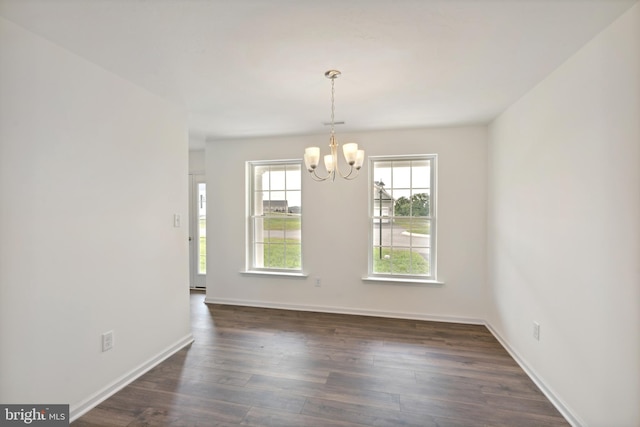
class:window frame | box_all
[367,154,438,283]
[246,159,304,276]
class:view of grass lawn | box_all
[199,218,206,273]
[392,217,430,235]
[199,236,206,273]
[261,215,302,269]
[264,216,301,230]
[263,238,301,269]
[373,247,429,275]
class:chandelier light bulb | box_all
[304,147,320,170]
[324,154,336,172]
[355,150,365,169]
[342,143,358,165]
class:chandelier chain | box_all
[330,77,336,137]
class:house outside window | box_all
[369,155,436,280]
[247,160,302,272]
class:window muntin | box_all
[248,161,302,272]
[370,156,436,280]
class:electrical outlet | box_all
[532,322,540,341]
[173,214,181,228]
[314,277,321,287]
[102,330,114,352]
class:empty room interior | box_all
[0,1,638,426]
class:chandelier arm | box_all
[308,168,332,182]
[336,163,363,179]
[342,169,361,180]
[335,162,355,179]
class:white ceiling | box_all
[1,0,636,150]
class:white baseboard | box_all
[69,333,194,422]
[484,322,583,427]
[204,296,484,325]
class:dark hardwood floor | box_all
[73,291,569,426]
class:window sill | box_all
[362,276,444,286]
[240,270,308,279]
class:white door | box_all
[189,174,206,288]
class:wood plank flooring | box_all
[73,291,569,426]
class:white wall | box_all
[189,149,206,174]
[0,17,192,418]
[206,126,488,322]
[487,4,640,426]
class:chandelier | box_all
[304,70,365,181]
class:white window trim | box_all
[245,159,303,276]
[240,270,307,278]
[366,154,439,284]
[361,276,444,285]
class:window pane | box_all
[264,242,276,268]
[268,168,286,191]
[287,165,302,190]
[287,190,301,214]
[263,240,301,269]
[373,182,393,219]
[406,247,430,275]
[391,189,411,216]
[411,160,430,188]
[281,217,302,240]
[372,220,391,247]
[373,247,391,274]
[392,162,411,188]
[373,247,428,275]
[407,218,431,246]
[409,190,430,217]
[266,191,287,212]
[373,161,392,187]
[285,242,301,269]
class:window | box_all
[197,181,206,275]
[248,161,302,273]
[369,155,436,280]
